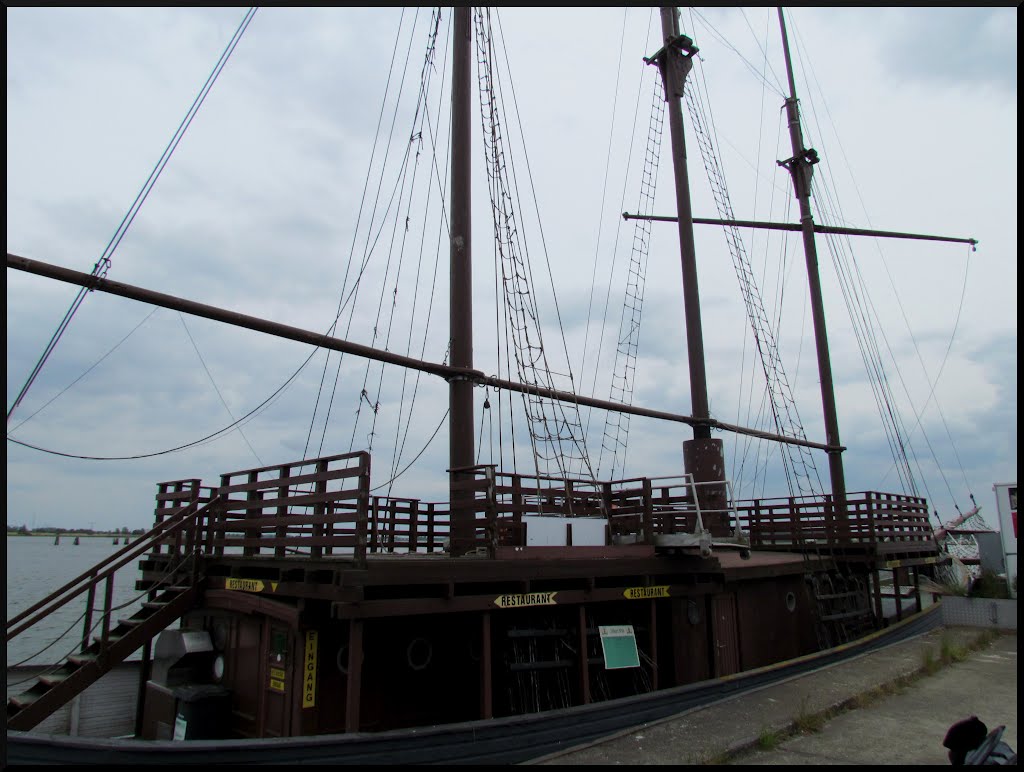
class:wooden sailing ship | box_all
[8,6,972,754]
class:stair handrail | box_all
[6,496,220,642]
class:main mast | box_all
[777,6,848,516]
[449,6,475,549]
[655,7,728,531]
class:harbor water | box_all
[6,536,148,667]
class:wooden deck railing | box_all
[734,491,936,550]
[209,451,371,565]
[151,478,216,557]
[368,497,449,554]
[144,454,938,561]
[365,471,741,553]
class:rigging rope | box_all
[478,8,596,484]
[6,307,159,436]
[300,7,412,462]
[6,7,258,424]
[787,12,975,517]
[387,16,453,494]
[598,75,665,481]
[7,338,325,461]
[178,313,263,466]
[684,53,823,499]
[580,8,659,482]
[358,11,445,461]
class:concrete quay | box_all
[529,627,1017,765]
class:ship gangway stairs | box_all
[5,486,217,732]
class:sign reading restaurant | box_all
[493,592,558,608]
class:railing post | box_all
[387,500,398,554]
[216,473,230,558]
[788,497,798,547]
[512,474,523,536]
[204,493,217,556]
[367,497,378,553]
[313,459,327,559]
[410,499,419,555]
[601,481,613,545]
[486,467,497,557]
[100,575,115,655]
[81,572,97,653]
[752,499,761,547]
[355,453,370,568]
[867,492,878,548]
[154,483,167,556]
[275,464,289,559]
[642,478,654,543]
[244,470,260,557]
[601,481,612,516]
[189,501,203,586]
[426,502,436,554]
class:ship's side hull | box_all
[139,549,837,738]
[8,605,941,765]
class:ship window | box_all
[270,628,289,665]
[786,592,797,612]
[687,600,701,625]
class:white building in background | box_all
[993,482,1017,599]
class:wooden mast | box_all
[449,7,476,552]
[656,7,728,532]
[777,6,848,517]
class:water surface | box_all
[7,536,147,666]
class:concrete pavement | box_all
[529,627,1017,765]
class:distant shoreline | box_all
[6,532,141,539]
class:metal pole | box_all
[778,7,847,516]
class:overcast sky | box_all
[6,7,1017,533]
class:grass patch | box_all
[689,748,729,765]
[940,636,969,664]
[850,689,878,709]
[794,697,826,734]
[922,648,941,674]
[757,727,782,750]
[897,673,916,688]
[972,629,999,649]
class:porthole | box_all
[786,591,797,612]
[407,637,433,671]
[212,654,225,683]
[335,642,364,671]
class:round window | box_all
[407,637,433,671]
[212,654,225,683]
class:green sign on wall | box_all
[599,625,640,669]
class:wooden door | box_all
[711,593,740,676]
